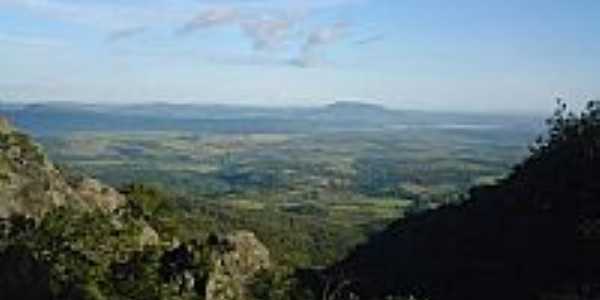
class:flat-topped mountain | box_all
[324,101,390,113]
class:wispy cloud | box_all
[177,6,298,52]
[289,53,321,68]
[176,7,240,35]
[354,33,385,45]
[294,21,350,67]
[304,21,349,51]
[242,17,294,50]
[107,26,147,43]
[0,0,368,68]
[0,0,367,29]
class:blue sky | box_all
[0,0,599,112]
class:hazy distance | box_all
[1,0,599,113]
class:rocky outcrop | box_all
[0,117,125,218]
[0,118,11,134]
[0,117,276,300]
[206,231,271,300]
[72,178,125,213]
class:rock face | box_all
[0,117,125,218]
[0,118,272,300]
[206,231,271,300]
[72,178,125,212]
[0,118,11,134]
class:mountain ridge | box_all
[0,101,542,137]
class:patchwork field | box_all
[40,126,533,229]
[5,102,542,266]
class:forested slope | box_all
[334,101,598,300]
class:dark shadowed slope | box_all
[333,101,599,300]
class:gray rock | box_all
[206,231,271,300]
[0,118,125,218]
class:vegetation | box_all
[0,198,198,300]
[37,125,534,267]
[118,185,367,268]
[334,100,600,300]
[7,100,591,300]
[1,102,540,268]
[0,184,329,300]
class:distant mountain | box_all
[324,101,389,113]
[0,102,310,135]
[306,101,400,123]
[0,101,542,136]
[330,102,599,300]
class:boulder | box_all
[206,231,271,300]
[72,178,126,213]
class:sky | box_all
[0,0,599,113]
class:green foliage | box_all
[121,184,170,216]
[332,100,600,300]
[118,183,188,241]
[0,205,214,300]
[1,208,143,299]
[0,131,47,166]
[531,99,600,154]
[1,104,556,300]
[109,248,166,300]
[33,121,536,270]
[249,268,317,300]
[510,99,600,212]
